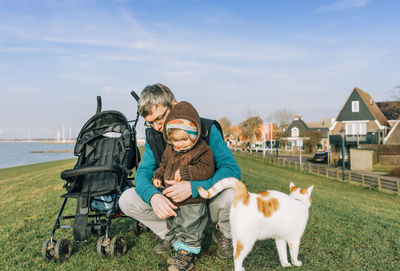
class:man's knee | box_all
[210,188,234,210]
[119,187,142,214]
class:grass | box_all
[0,155,399,270]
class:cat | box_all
[198,178,313,271]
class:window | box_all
[291,127,299,137]
[352,101,359,112]
[345,122,367,135]
[286,141,293,151]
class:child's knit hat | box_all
[166,119,198,142]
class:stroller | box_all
[42,91,141,261]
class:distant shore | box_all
[0,139,76,144]
[30,150,73,153]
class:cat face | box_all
[289,182,314,208]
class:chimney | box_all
[294,114,302,120]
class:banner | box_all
[263,123,272,140]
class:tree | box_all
[389,84,400,100]
[304,131,322,153]
[218,117,232,138]
[239,116,263,151]
[266,108,295,128]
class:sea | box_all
[0,142,76,169]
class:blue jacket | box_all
[135,125,241,206]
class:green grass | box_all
[0,156,399,270]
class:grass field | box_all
[0,155,399,270]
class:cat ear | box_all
[290,182,296,192]
[307,185,314,195]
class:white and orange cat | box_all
[198,178,313,271]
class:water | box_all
[0,142,76,169]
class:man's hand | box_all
[162,181,192,203]
[149,193,177,219]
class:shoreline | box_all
[30,150,73,153]
[0,139,76,144]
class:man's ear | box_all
[171,100,178,106]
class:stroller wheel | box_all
[42,239,57,260]
[110,236,127,257]
[54,239,72,261]
[97,236,111,258]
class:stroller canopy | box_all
[74,110,131,156]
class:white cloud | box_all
[316,0,369,13]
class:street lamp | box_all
[339,127,346,180]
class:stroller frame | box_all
[42,91,141,261]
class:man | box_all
[119,83,241,270]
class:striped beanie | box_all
[166,119,198,142]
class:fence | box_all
[236,152,400,196]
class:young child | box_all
[152,101,214,270]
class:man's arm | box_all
[190,124,241,198]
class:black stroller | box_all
[42,91,141,261]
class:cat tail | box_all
[198,177,242,199]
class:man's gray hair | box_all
[138,83,175,117]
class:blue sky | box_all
[0,0,399,139]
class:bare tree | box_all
[240,116,263,151]
[218,117,232,138]
[389,84,400,100]
[266,108,295,128]
[304,131,322,153]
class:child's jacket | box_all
[152,101,214,206]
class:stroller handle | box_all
[96,96,102,114]
[130,91,140,102]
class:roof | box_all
[356,87,390,127]
[376,101,400,121]
[285,118,309,137]
[384,120,400,145]
[306,121,331,128]
[336,87,390,127]
[309,127,329,138]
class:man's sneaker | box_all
[153,238,172,254]
[167,250,195,271]
[212,229,233,259]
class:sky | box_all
[0,0,399,139]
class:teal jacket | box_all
[135,125,241,206]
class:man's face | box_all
[144,105,170,132]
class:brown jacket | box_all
[152,101,214,205]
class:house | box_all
[306,120,331,152]
[329,87,392,163]
[280,115,329,154]
[376,101,400,125]
[377,101,400,145]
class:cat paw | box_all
[280,262,292,267]
[293,260,302,267]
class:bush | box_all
[388,167,400,177]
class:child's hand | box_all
[153,178,162,188]
[174,169,181,182]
